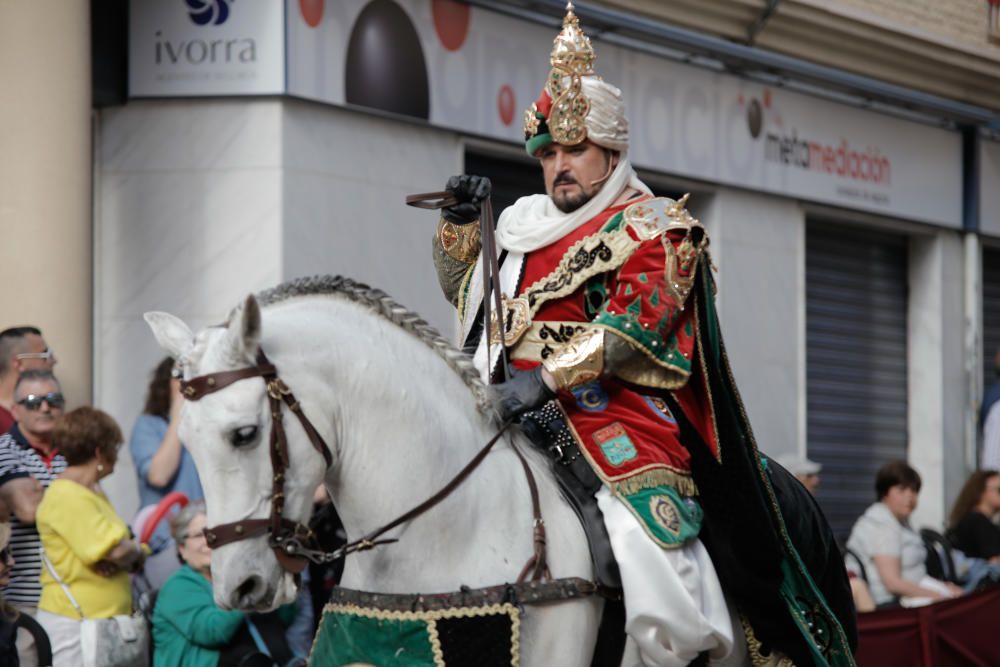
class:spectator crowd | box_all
[0,327,316,666]
[0,327,998,664]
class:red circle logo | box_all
[498,85,515,126]
[432,0,470,51]
[299,0,324,28]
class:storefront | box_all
[101,0,972,531]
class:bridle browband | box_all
[180,349,332,574]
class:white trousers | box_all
[597,487,747,667]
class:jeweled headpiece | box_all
[523,3,628,156]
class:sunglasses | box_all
[0,548,11,563]
[16,392,65,410]
[15,349,54,362]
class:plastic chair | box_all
[920,528,959,584]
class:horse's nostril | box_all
[235,575,262,604]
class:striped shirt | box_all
[0,424,66,606]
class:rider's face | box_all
[539,141,618,213]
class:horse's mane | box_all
[256,275,490,411]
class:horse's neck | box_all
[266,298,562,592]
[328,360,531,592]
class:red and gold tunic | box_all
[501,196,717,547]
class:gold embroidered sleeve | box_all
[432,219,481,307]
[437,218,481,264]
[541,327,605,391]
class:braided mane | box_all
[256,275,489,411]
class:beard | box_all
[552,187,594,213]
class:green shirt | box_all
[152,564,298,666]
[152,564,245,667]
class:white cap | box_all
[777,454,822,476]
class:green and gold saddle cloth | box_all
[310,588,521,666]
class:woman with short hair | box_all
[35,407,147,666]
[846,460,962,607]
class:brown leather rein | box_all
[179,348,551,583]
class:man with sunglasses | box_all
[0,327,57,435]
[0,369,67,667]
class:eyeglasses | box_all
[15,349,54,363]
[0,548,12,563]
[16,392,65,410]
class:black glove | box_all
[442,175,492,224]
[489,366,556,422]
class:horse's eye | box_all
[230,425,259,448]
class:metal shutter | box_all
[983,246,1000,392]
[806,222,909,541]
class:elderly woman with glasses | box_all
[34,407,146,666]
[152,503,300,667]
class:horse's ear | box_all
[144,311,195,360]
[224,294,261,362]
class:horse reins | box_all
[406,190,511,381]
[180,349,551,583]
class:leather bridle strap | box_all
[179,362,276,400]
[478,196,511,382]
[405,192,458,209]
[324,419,550,584]
[511,439,551,583]
[328,419,513,561]
[179,349,332,574]
[406,190,511,381]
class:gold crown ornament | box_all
[523,2,597,152]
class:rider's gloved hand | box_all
[442,175,492,224]
[490,366,556,422]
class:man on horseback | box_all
[430,4,856,666]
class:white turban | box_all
[580,76,629,153]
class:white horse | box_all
[145,275,622,666]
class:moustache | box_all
[554,174,578,187]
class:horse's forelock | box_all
[178,327,228,380]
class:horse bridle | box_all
[179,347,551,583]
[180,349,331,574]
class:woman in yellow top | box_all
[35,407,147,666]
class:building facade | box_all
[3,0,999,541]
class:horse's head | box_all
[144,295,328,610]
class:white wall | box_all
[95,100,467,520]
[908,230,969,530]
[95,99,285,518]
[980,140,1000,239]
[702,187,806,460]
[281,102,462,336]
